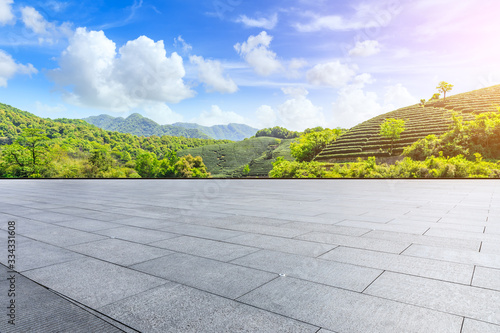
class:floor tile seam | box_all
[49,222,126,233]
[18,256,87,274]
[43,285,141,333]
[363,287,497,325]
[359,233,481,251]
[11,233,109,250]
[399,249,500,270]
[68,238,180,256]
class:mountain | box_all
[83,113,212,139]
[83,113,259,140]
[172,122,259,141]
[315,84,500,163]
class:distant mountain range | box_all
[83,113,259,141]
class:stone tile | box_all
[462,319,500,333]
[403,244,500,269]
[222,223,309,238]
[226,233,335,257]
[99,282,318,333]
[54,218,122,232]
[0,231,85,272]
[95,226,180,244]
[217,215,293,226]
[481,241,500,255]
[280,221,370,236]
[131,253,276,299]
[425,228,500,242]
[472,266,500,291]
[390,219,484,233]
[362,230,481,251]
[68,239,173,266]
[320,246,473,284]
[160,224,244,240]
[231,249,382,292]
[23,258,167,308]
[365,271,500,325]
[111,216,180,229]
[337,220,429,234]
[238,276,462,333]
[296,232,410,254]
[149,236,258,262]
[21,225,108,247]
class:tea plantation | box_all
[315,84,500,163]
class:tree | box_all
[436,81,454,100]
[379,118,406,155]
[173,155,210,178]
[2,128,49,177]
[290,128,344,162]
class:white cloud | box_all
[35,101,67,114]
[189,55,238,94]
[0,0,15,25]
[236,13,278,29]
[48,28,195,111]
[0,49,37,87]
[193,105,246,126]
[174,35,192,54]
[277,87,325,131]
[143,103,183,125]
[332,83,417,128]
[234,31,283,76]
[349,40,381,57]
[20,6,73,44]
[383,83,418,108]
[307,61,357,87]
[295,2,402,32]
[255,105,277,129]
[287,58,308,78]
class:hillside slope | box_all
[84,113,259,140]
[177,137,294,177]
[316,84,500,163]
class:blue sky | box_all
[1,0,500,130]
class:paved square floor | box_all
[1,179,500,332]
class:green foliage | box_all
[255,126,300,139]
[269,157,326,178]
[404,111,500,160]
[173,155,210,178]
[0,103,222,178]
[379,118,406,155]
[436,81,454,100]
[290,128,344,162]
[429,93,441,101]
[242,164,250,176]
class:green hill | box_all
[315,84,500,163]
[172,122,259,141]
[83,113,212,139]
[83,113,259,140]
[177,137,294,178]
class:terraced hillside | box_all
[316,84,500,163]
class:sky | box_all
[1,0,500,131]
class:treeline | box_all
[0,103,226,178]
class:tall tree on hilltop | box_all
[437,81,454,100]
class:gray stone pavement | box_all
[0,179,499,332]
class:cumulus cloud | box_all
[189,55,238,94]
[255,105,277,128]
[20,6,72,44]
[287,58,308,78]
[0,49,37,87]
[143,103,183,125]
[48,28,195,111]
[349,40,381,57]
[307,61,357,87]
[332,83,417,128]
[236,13,278,29]
[193,105,246,126]
[234,31,283,76]
[277,87,325,131]
[0,0,15,25]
